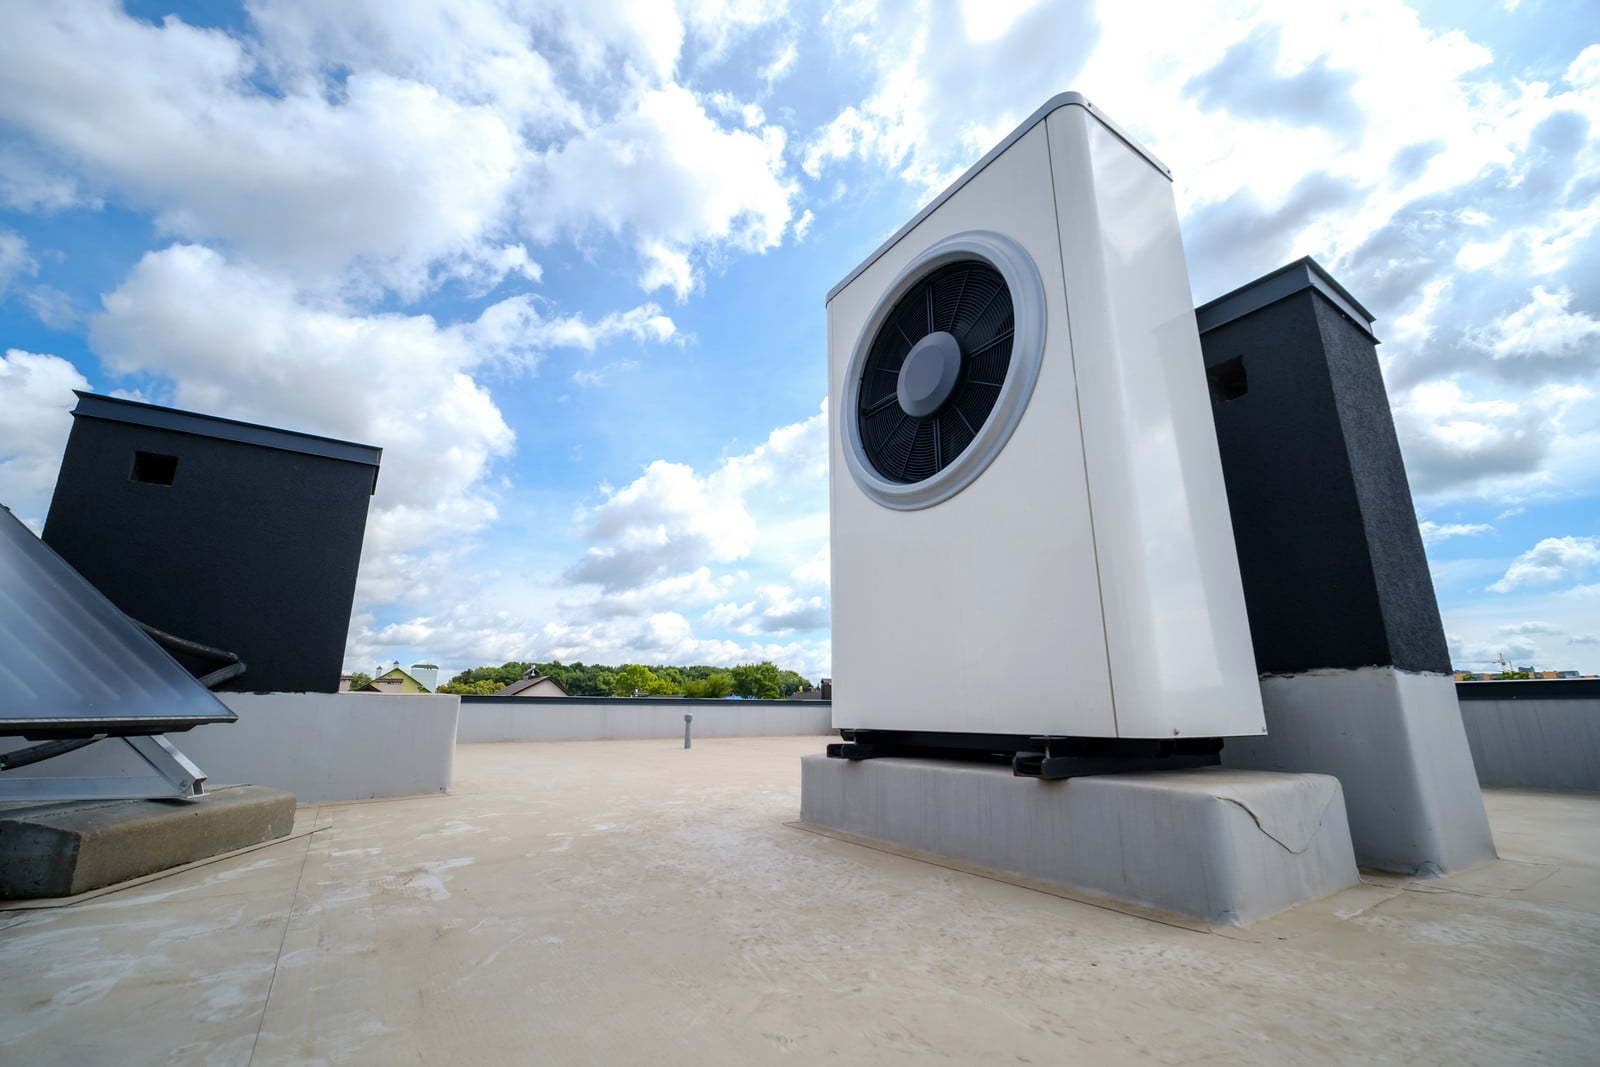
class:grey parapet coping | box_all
[1455,678,1600,701]
[1197,256,1378,344]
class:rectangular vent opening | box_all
[131,451,178,486]
[1207,356,1248,404]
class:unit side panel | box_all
[1046,108,1264,738]
[828,125,1114,737]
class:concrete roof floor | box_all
[2,735,1597,1065]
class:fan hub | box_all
[897,330,963,417]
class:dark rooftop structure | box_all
[1196,258,1450,675]
[42,392,381,694]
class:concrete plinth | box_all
[0,784,295,899]
[800,755,1357,925]
[1223,668,1497,875]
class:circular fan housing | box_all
[841,231,1046,510]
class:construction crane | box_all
[1455,654,1537,677]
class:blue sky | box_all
[1,0,1596,682]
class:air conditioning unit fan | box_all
[827,93,1265,756]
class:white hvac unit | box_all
[827,93,1265,746]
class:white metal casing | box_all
[827,94,1265,739]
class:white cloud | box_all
[563,567,728,619]
[0,144,96,212]
[567,459,759,590]
[356,393,831,675]
[545,396,830,672]
[1570,44,1600,89]
[535,617,729,667]
[0,349,92,527]
[22,286,77,330]
[1418,520,1494,545]
[1489,536,1600,593]
[0,4,806,303]
[571,360,641,388]
[790,544,829,588]
[348,599,548,674]
[806,0,1099,192]
[525,83,797,298]
[349,568,833,681]
[701,540,832,637]
[566,398,827,591]
[0,230,34,296]
[703,583,828,635]
[85,243,673,612]
[248,0,576,127]
[537,0,687,83]
[1497,621,1562,636]
[1472,286,1600,362]
[0,5,532,298]
[1393,380,1595,500]
[468,296,675,365]
[758,39,798,85]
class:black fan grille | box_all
[857,259,1013,483]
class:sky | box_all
[0,0,1596,683]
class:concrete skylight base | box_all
[800,755,1357,925]
[0,784,295,899]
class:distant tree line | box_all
[437,660,813,700]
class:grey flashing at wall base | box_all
[1223,667,1496,875]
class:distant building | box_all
[790,678,833,701]
[492,675,570,698]
[355,666,433,694]
[1455,669,1589,682]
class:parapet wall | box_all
[1456,679,1600,792]
[456,695,832,742]
[0,692,460,804]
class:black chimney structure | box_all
[43,392,381,694]
[1196,257,1450,675]
[1194,259,1494,876]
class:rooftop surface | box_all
[3,736,1597,1064]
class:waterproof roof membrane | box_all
[0,507,237,738]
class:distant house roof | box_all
[493,675,570,697]
[356,666,431,694]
